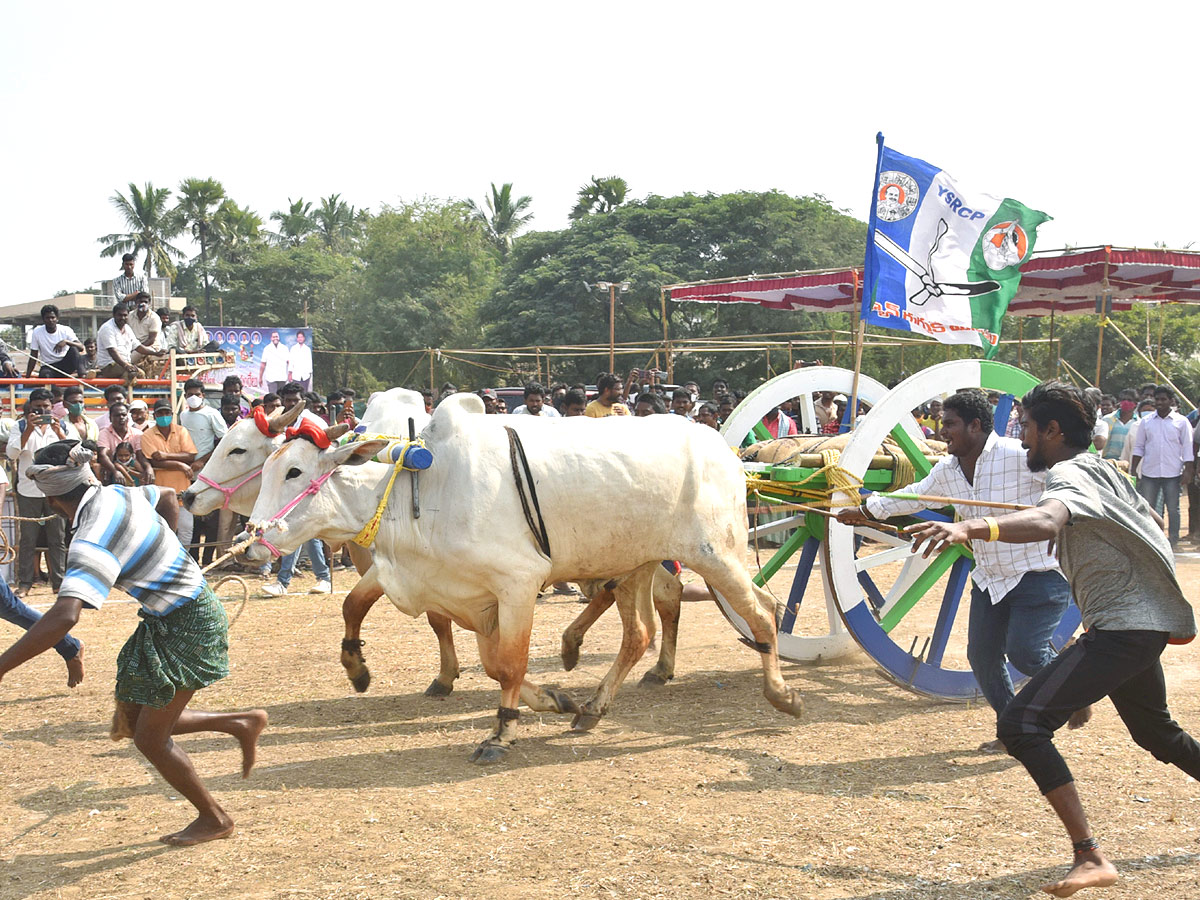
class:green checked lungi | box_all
[115,585,229,708]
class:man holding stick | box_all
[908,381,1200,897]
[839,388,1077,750]
[0,440,267,846]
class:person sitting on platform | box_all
[129,295,168,372]
[95,303,144,382]
[167,306,209,354]
[26,305,87,379]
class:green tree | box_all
[313,193,360,250]
[215,240,358,327]
[482,191,865,385]
[176,177,227,321]
[97,181,185,282]
[209,199,263,266]
[354,200,498,386]
[268,198,316,247]
[570,176,629,220]
[467,182,533,256]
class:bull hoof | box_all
[349,669,371,693]
[546,689,579,715]
[639,670,671,688]
[769,688,805,719]
[570,712,602,733]
[424,678,454,699]
[469,740,511,765]
[561,636,581,672]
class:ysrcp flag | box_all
[861,136,1050,358]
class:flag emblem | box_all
[981,221,1029,271]
[876,171,919,221]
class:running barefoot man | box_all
[0,440,267,847]
[908,381,1200,897]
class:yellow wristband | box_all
[983,516,1000,542]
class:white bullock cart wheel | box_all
[711,366,923,664]
[822,360,1081,699]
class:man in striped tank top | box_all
[0,441,267,847]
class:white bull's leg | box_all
[560,583,617,671]
[572,563,658,732]
[469,593,540,764]
[690,556,804,719]
[423,612,460,698]
[342,545,461,698]
[641,571,683,687]
[340,570,385,693]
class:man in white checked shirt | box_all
[840,389,1080,751]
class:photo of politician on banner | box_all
[861,135,1050,358]
[196,326,314,398]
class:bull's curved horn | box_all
[268,399,305,434]
[324,422,350,443]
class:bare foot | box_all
[1068,706,1093,730]
[66,646,84,689]
[160,814,236,847]
[233,709,269,778]
[978,738,1005,754]
[1042,852,1118,897]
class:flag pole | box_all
[848,132,886,432]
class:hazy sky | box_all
[3,2,1196,302]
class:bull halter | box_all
[195,467,264,510]
[251,434,427,556]
[194,411,279,510]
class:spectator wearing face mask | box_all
[1101,389,1139,461]
[167,306,209,353]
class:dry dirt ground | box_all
[3,544,1200,900]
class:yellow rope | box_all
[352,458,407,548]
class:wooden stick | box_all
[875,491,1032,510]
[748,501,908,535]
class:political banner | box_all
[861,135,1050,358]
[196,326,313,398]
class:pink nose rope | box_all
[196,467,264,510]
[249,469,337,558]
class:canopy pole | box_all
[660,288,673,382]
[1156,305,1165,367]
[1103,316,1196,411]
[1095,315,1105,387]
[1017,318,1024,368]
[1047,306,1056,378]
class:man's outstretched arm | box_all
[0,595,84,681]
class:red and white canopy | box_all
[667,247,1200,318]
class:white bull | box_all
[243,393,803,763]
[181,390,463,697]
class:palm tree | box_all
[268,197,316,247]
[570,176,629,220]
[467,182,533,256]
[97,182,185,283]
[313,193,359,250]
[176,177,227,320]
[210,200,263,266]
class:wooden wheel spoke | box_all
[879,545,966,633]
[888,422,934,480]
[925,555,973,667]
